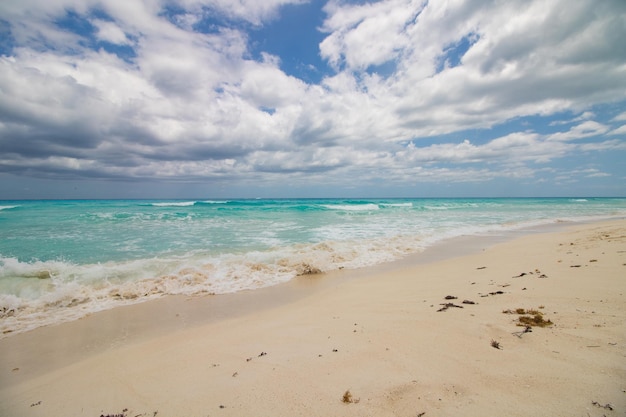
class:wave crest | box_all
[151,201,196,207]
[321,203,380,211]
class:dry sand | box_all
[1,220,625,417]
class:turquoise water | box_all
[1,197,625,335]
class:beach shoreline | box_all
[1,219,625,416]
[2,198,625,339]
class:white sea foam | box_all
[379,202,413,208]
[321,203,380,211]
[424,205,450,210]
[151,201,197,207]
[0,231,430,336]
[0,205,19,211]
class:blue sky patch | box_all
[0,19,15,56]
[436,33,479,73]
[248,1,330,83]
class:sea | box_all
[1,197,625,336]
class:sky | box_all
[1,0,625,199]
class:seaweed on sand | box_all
[342,390,360,404]
[503,308,553,327]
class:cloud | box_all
[613,112,626,122]
[547,121,610,142]
[0,0,625,196]
[609,125,626,135]
[549,111,596,126]
[91,19,129,44]
[181,0,309,26]
[320,0,423,71]
[320,0,626,137]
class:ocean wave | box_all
[0,232,433,337]
[321,203,380,211]
[0,257,60,280]
[379,202,413,208]
[151,201,197,207]
[570,199,588,202]
[423,202,479,210]
[0,205,19,211]
[198,200,230,204]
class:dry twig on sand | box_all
[437,303,464,312]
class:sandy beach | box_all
[1,220,625,417]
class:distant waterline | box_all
[1,197,625,336]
